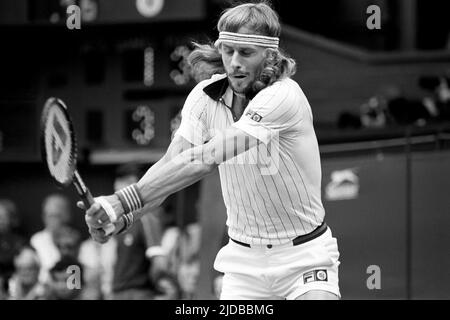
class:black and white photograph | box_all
[0,0,449,312]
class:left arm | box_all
[86,127,259,233]
[137,126,258,210]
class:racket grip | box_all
[73,170,115,236]
[82,187,95,208]
[73,170,94,207]
[103,223,115,236]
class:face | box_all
[55,236,78,258]
[15,253,40,288]
[220,27,267,95]
[43,198,69,232]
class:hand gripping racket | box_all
[40,97,115,235]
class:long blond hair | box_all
[188,2,296,92]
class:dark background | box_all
[0,0,449,299]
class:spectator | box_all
[421,75,450,121]
[30,194,71,283]
[161,222,201,277]
[45,255,83,300]
[177,254,200,300]
[8,246,45,300]
[53,226,81,259]
[0,199,26,298]
[78,236,116,300]
[112,163,169,300]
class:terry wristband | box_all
[116,213,135,235]
[124,212,134,229]
[115,184,144,214]
[95,196,118,223]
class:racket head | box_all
[40,97,78,187]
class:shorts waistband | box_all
[230,222,328,248]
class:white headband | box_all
[215,31,279,48]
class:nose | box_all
[230,51,242,70]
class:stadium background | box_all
[0,0,449,299]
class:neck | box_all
[232,92,249,120]
[233,91,246,99]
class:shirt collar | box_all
[203,74,256,107]
[203,74,229,102]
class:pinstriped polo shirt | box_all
[175,73,325,245]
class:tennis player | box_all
[81,2,340,300]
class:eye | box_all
[222,46,234,55]
[240,50,253,57]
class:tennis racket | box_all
[40,97,115,235]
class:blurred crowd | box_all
[338,72,450,130]
[0,164,205,300]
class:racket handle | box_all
[73,170,94,207]
[73,170,115,236]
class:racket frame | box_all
[40,97,116,235]
[40,97,77,188]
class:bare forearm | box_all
[136,146,216,211]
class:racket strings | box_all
[43,105,76,185]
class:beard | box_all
[227,66,263,100]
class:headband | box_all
[215,31,279,48]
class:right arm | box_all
[132,135,194,222]
[80,135,194,241]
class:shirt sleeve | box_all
[174,81,210,146]
[232,79,304,144]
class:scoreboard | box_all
[0,0,206,25]
[0,1,213,163]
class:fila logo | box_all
[245,109,263,122]
[303,269,328,284]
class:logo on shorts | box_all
[303,269,328,284]
[245,109,263,122]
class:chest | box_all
[206,100,248,133]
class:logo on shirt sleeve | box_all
[245,109,263,122]
[303,269,328,284]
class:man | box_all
[8,246,45,300]
[45,255,83,300]
[109,163,168,300]
[31,193,71,283]
[0,199,26,298]
[81,2,340,300]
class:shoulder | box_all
[198,73,227,88]
[188,73,227,98]
[251,77,302,107]
[182,74,226,116]
[260,77,301,96]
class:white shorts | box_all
[213,228,341,300]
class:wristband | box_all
[95,196,118,223]
[115,184,144,214]
[116,213,135,235]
